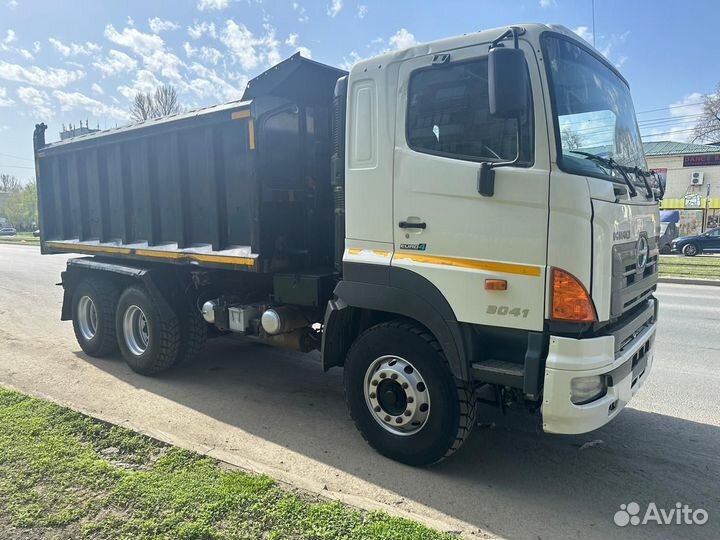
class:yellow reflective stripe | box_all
[393,253,541,277]
[348,248,362,255]
[46,242,131,255]
[372,250,391,257]
[46,242,256,267]
[231,110,251,120]
[248,118,256,149]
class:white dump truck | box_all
[34,23,660,465]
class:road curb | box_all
[658,277,720,287]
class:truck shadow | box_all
[75,338,720,540]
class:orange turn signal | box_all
[485,279,507,291]
[551,268,597,322]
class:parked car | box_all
[0,227,17,236]
[672,227,720,256]
[659,222,678,254]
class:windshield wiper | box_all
[629,167,656,200]
[569,150,638,197]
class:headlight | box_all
[570,375,608,405]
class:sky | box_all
[0,0,718,182]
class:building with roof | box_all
[645,141,720,235]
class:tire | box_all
[682,243,699,257]
[177,303,208,364]
[344,320,476,466]
[116,286,180,375]
[659,244,671,255]
[71,278,120,358]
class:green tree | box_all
[5,181,38,230]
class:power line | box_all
[0,164,35,170]
[635,101,705,115]
[0,152,33,162]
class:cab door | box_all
[391,41,550,331]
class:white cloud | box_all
[341,28,420,70]
[183,41,223,65]
[292,2,309,23]
[117,69,162,100]
[104,24,164,56]
[48,38,101,57]
[149,17,181,33]
[92,49,138,77]
[17,86,53,118]
[0,61,84,88]
[197,0,230,11]
[4,29,16,44]
[91,83,104,95]
[388,28,418,50]
[184,62,245,102]
[357,4,368,18]
[188,21,217,39]
[32,41,40,53]
[327,0,342,17]
[644,93,706,143]
[573,26,593,44]
[105,24,185,81]
[285,33,299,47]
[539,0,555,7]
[285,33,311,59]
[16,48,33,60]
[0,86,14,106]
[6,0,18,9]
[53,90,130,121]
[221,20,281,70]
[572,26,628,68]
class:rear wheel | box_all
[682,243,699,256]
[71,279,119,357]
[177,303,208,364]
[116,286,180,375]
[344,320,476,466]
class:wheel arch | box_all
[322,264,471,381]
[61,257,176,322]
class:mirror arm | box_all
[490,26,525,50]
[478,133,522,197]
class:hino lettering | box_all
[34,24,660,466]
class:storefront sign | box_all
[683,153,720,167]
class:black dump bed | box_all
[34,54,345,274]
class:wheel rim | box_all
[364,355,431,436]
[77,296,98,341]
[686,245,697,255]
[123,305,150,356]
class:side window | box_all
[406,57,533,163]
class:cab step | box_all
[471,359,525,388]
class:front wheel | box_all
[682,243,699,256]
[116,286,180,375]
[344,320,476,466]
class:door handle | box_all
[398,221,426,229]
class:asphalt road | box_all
[1,243,718,540]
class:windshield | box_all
[543,34,647,184]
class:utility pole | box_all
[704,182,711,232]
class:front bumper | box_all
[542,301,656,435]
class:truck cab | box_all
[328,23,658,460]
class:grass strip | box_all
[0,387,453,540]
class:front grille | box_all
[610,237,658,318]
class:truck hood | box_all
[591,199,659,322]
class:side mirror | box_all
[488,47,529,119]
